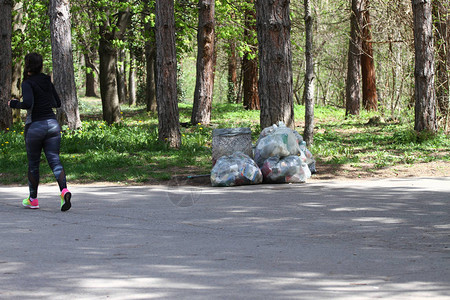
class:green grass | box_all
[1,99,449,185]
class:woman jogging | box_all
[8,53,72,211]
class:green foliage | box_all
[12,0,52,69]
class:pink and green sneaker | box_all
[60,188,72,211]
[22,197,39,209]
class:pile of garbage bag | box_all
[210,122,316,186]
[255,122,314,183]
[210,152,263,187]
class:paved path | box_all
[0,177,449,299]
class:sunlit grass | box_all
[0,99,448,185]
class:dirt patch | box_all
[309,161,450,182]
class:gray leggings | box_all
[25,119,67,198]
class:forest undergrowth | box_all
[1,98,449,186]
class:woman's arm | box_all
[9,81,34,109]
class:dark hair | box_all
[23,53,43,80]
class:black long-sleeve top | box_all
[9,73,61,124]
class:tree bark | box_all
[191,0,215,125]
[128,52,136,106]
[144,0,157,112]
[303,0,315,146]
[242,52,260,110]
[412,0,437,133]
[361,3,378,111]
[0,0,12,130]
[145,43,157,112]
[98,4,130,124]
[155,0,181,148]
[256,0,295,129]
[346,0,363,116]
[98,36,121,124]
[243,1,259,110]
[433,0,449,123]
[227,38,238,103]
[117,49,128,104]
[84,52,98,97]
[11,1,23,123]
[49,0,81,130]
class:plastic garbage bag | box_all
[260,155,311,183]
[254,122,301,166]
[299,141,316,174]
[210,152,263,187]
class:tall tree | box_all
[191,0,216,125]
[256,0,294,129]
[97,1,131,124]
[117,49,128,104]
[49,0,81,130]
[11,0,24,123]
[303,0,315,146]
[346,0,363,116]
[412,0,437,132]
[71,2,99,98]
[155,0,181,148]
[361,1,378,111]
[128,52,137,106]
[84,52,99,97]
[227,38,238,103]
[242,0,259,110]
[0,0,12,130]
[433,0,449,128]
[143,0,157,112]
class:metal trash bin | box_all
[212,127,252,165]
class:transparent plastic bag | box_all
[254,122,301,166]
[299,141,316,174]
[260,155,311,183]
[210,152,263,187]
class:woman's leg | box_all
[25,121,46,199]
[42,119,67,191]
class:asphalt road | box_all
[0,177,449,299]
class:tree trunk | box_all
[191,0,215,125]
[256,0,295,129]
[11,58,22,124]
[97,6,130,124]
[49,0,81,130]
[155,0,181,148]
[412,0,437,132]
[345,0,363,116]
[144,0,157,112]
[145,43,157,112]
[0,0,12,130]
[128,52,136,106]
[243,1,259,110]
[11,1,24,123]
[433,0,449,125]
[242,53,259,110]
[84,52,98,97]
[227,38,238,103]
[99,37,121,124]
[117,49,127,104]
[361,3,378,111]
[303,0,315,146]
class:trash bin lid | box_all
[212,127,251,137]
